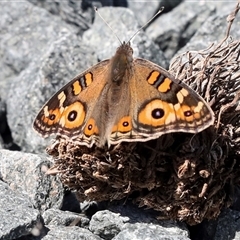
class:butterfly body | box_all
[33,42,214,148]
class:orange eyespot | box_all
[84,118,99,136]
[42,108,61,125]
[60,101,85,129]
[175,105,201,122]
[138,100,174,127]
[112,116,132,133]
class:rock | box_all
[88,207,190,240]
[27,0,93,34]
[89,209,190,240]
[27,0,128,34]
[0,181,43,239]
[213,209,240,240]
[146,1,216,60]
[128,1,160,26]
[129,0,184,27]
[42,226,102,240]
[89,210,129,239]
[175,4,240,56]
[0,1,76,102]
[42,208,89,228]
[114,222,190,240]
[0,149,64,211]
[82,7,167,66]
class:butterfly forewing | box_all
[33,60,110,143]
[106,57,214,145]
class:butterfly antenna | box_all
[127,7,164,44]
[94,7,122,45]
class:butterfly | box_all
[33,41,214,148]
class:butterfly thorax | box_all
[110,42,133,85]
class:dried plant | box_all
[46,2,240,225]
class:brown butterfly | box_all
[33,40,214,148]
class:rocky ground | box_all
[0,0,240,239]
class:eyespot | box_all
[84,118,99,136]
[138,99,173,127]
[42,107,60,125]
[60,101,85,129]
[174,104,202,122]
[112,116,132,133]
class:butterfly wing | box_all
[109,58,214,145]
[33,60,110,147]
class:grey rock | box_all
[128,0,183,27]
[108,203,161,224]
[27,0,94,33]
[82,7,167,67]
[89,209,190,240]
[175,5,240,56]
[43,208,89,228]
[79,200,107,217]
[42,226,103,240]
[113,222,190,240]
[0,1,77,102]
[128,1,160,26]
[0,98,7,149]
[0,181,42,239]
[89,210,129,239]
[213,209,240,240]
[146,1,216,60]
[0,149,64,211]
[27,0,129,34]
